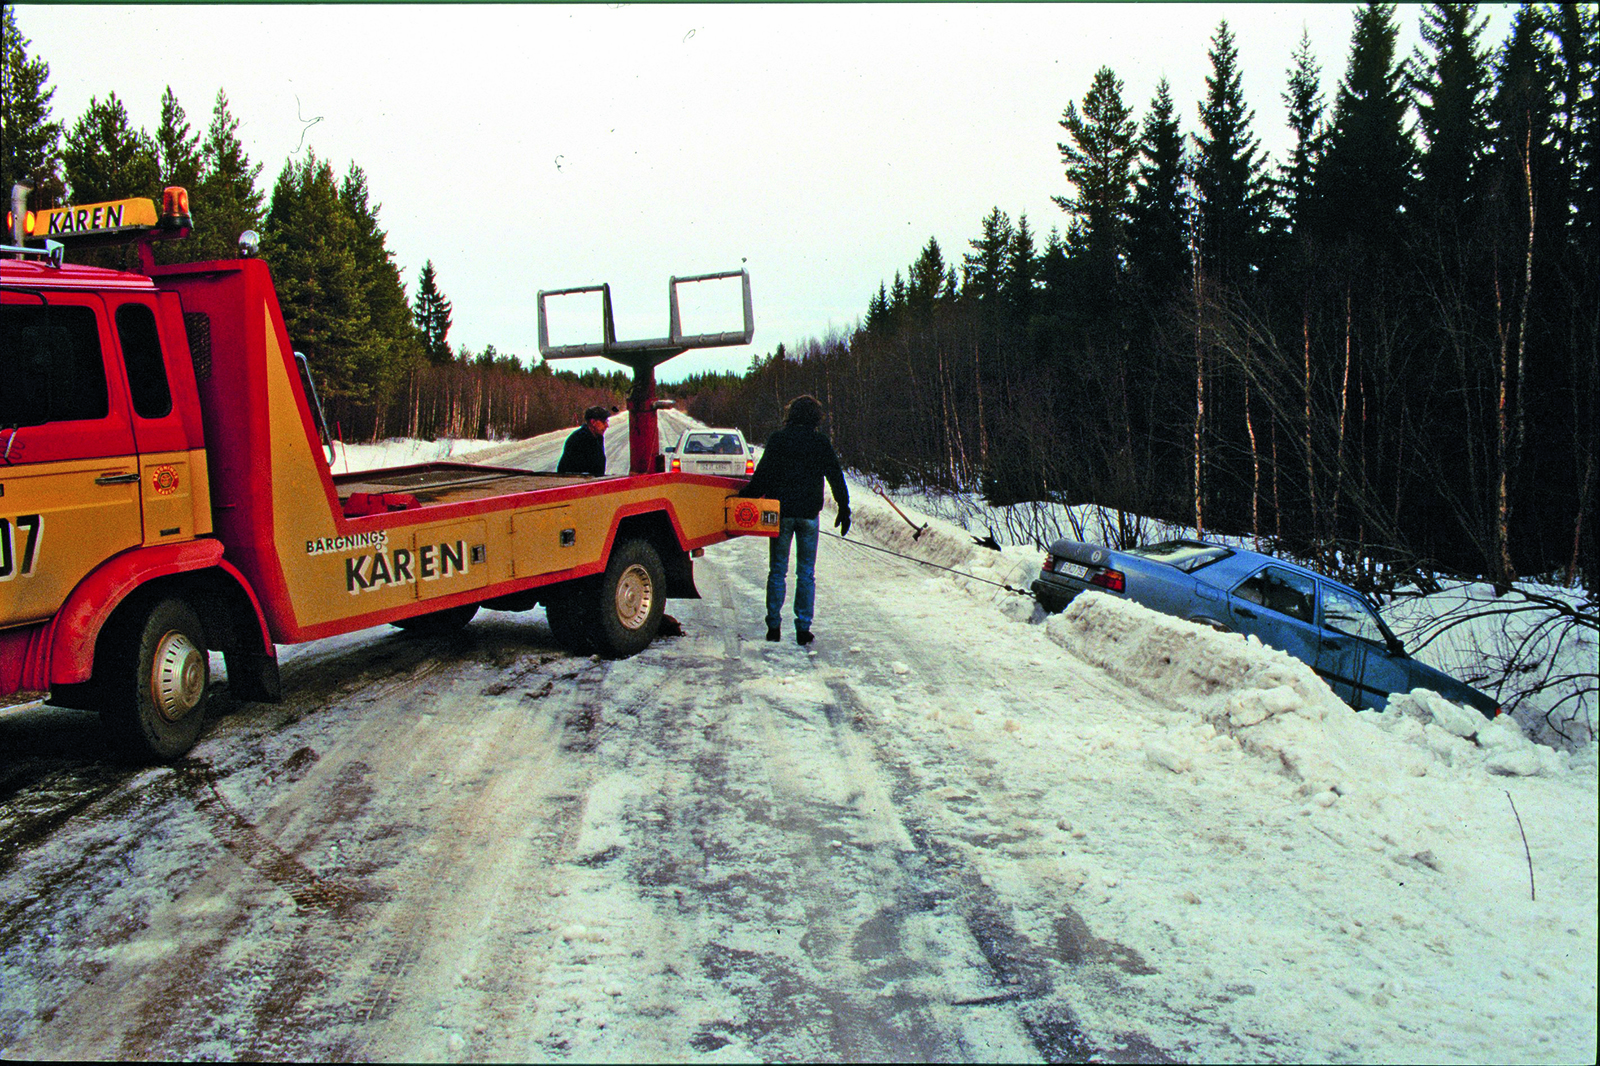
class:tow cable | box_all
[821,529,1037,600]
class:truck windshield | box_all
[1126,540,1233,573]
[1,304,109,426]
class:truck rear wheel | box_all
[391,604,479,634]
[591,539,666,658]
[102,598,210,761]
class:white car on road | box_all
[665,428,754,477]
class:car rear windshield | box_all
[1126,540,1233,573]
[681,433,744,455]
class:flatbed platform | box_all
[331,462,596,509]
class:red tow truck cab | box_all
[1,186,775,759]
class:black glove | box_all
[834,507,851,537]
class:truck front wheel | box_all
[102,598,210,761]
[592,539,666,658]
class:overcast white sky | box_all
[18,3,1518,381]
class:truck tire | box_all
[101,598,210,761]
[591,538,666,658]
[543,582,596,654]
[391,604,479,634]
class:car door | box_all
[1,292,143,628]
[1315,582,1389,709]
[1227,565,1322,668]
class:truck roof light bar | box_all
[5,185,192,254]
[536,269,754,369]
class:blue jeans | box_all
[766,516,819,632]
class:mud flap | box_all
[224,650,282,703]
[663,548,700,600]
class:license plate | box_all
[1056,561,1089,579]
[701,461,731,473]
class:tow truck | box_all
[1,184,777,760]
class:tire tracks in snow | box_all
[558,543,1175,1062]
[780,532,1178,1062]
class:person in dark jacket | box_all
[738,395,850,645]
[557,406,610,476]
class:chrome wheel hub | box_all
[151,630,207,723]
[614,564,654,630]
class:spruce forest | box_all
[3,3,1595,590]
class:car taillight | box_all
[1043,554,1058,572]
[670,456,681,472]
[745,457,755,475]
[1090,568,1125,593]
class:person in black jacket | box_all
[557,406,610,476]
[738,394,850,645]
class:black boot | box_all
[796,629,814,646]
[766,626,781,642]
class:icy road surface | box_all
[1,430,1594,1063]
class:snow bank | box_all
[1045,592,1583,793]
[326,436,507,474]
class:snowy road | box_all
[1,431,1594,1063]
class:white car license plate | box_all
[701,461,731,473]
[1056,560,1089,579]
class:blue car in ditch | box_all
[1032,539,1500,718]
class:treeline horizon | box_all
[678,2,1596,591]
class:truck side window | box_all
[115,303,173,419]
[0,304,108,426]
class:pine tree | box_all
[340,162,421,383]
[414,259,454,365]
[1411,2,1492,218]
[1053,65,1138,281]
[1312,2,1416,242]
[1003,213,1040,320]
[865,281,891,336]
[888,271,908,322]
[1127,77,1190,297]
[192,89,264,262]
[1279,29,1325,237]
[962,207,1013,307]
[907,237,950,320]
[1,4,64,208]
[155,86,201,191]
[262,151,371,401]
[63,91,159,204]
[1545,0,1595,240]
[1192,20,1272,285]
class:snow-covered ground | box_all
[4,421,1591,1062]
